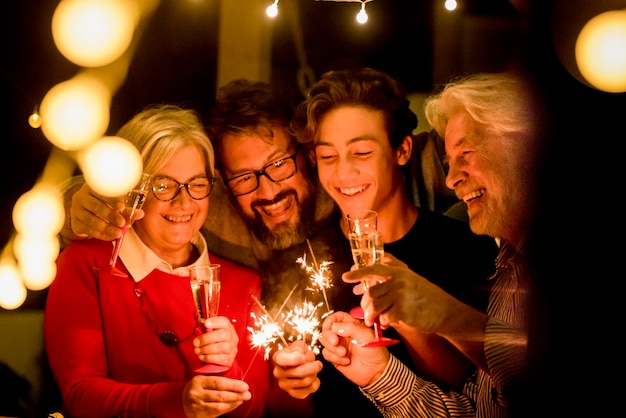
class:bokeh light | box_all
[13,234,61,269]
[12,184,65,237]
[52,0,138,68]
[266,2,278,18]
[356,8,368,24]
[576,9,626,93]
[78,136,143,197]
[0,262,27,310]
[28,109,42,129]
[445,0,457,12]
[19,258,57,291]
[40,74,111,151]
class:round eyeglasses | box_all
[224,151,298,196]
[152,176,217,201]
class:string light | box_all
[266,0,279,18]
[28,106,42,129]
[444,0,457,12]
[356,2,368,24]
[266,0,374,24]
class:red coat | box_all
[45,239,269,418]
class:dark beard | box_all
[231,180,317,251]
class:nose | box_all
[171,185,194,207]
[336,155,358,181]
[255,172,282,199]
[445,159,465,190]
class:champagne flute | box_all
[346,209,399,347]
[109,173,153,277]
[189,264,230,374]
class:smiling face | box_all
[314,106,407,219]
[133,144,209,263]
[218,125,316,250]
[444,110,526,243]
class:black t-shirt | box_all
[260,208,498,417]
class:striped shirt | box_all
[361,239,529,417]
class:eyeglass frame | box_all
[223,150,299,196]
[151,175,217,201]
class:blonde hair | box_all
[424,72,538,141]
[116,104,215,178]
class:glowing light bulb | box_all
[52,0,138,67]
[356,5,368,24]
[576,9,626,93]
[0,261,27,310]
[12,184,65,236]
[445,0,457,11]
[13,234,61,269]
[78,136,143,197]
[20,258,57,291]
[40,74,111,151]
[29,107,42,128]
[266,1,278,18]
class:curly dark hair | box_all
[205,79,296,169]
[291,67,418,150]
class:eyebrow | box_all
[443,136,469,164]
[154,174,208,182]
[315,135,378,147]
[231,150,293,174]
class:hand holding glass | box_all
[109,173,153,277]
[346,210,399,347]
[190,264,230,374]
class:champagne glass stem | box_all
[373,320,383,340]
[109,226,130,267]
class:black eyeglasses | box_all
[152,176,217,201]
[224,151,298,196]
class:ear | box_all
[306,147,317,168]
[396,135,413,166]
[214,168,227,185]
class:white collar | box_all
[119,228,210,282]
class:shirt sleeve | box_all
[484,316,527,409]
[360,355,476,418]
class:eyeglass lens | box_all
[152,177,213,201]
[227,154,297,196]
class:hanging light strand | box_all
[267,0,374,24]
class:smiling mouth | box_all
[163,214,192,223]
[338,185,368,196]
[254,191,295,218]
[461,189,484,204]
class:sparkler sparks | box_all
[247,240,334,359]
[297,239,334,314]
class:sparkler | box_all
[247,240,334,360]
[285,300,323,353]
[249,295,289,360]
[297,239,333,314]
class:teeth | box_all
[262,201,283,211]
[259,195,290,217]
[339,186,365,196]
[164,215,192,223]
[462,189,483,203]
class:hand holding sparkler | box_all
[272,340,323,399]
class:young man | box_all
[272,67,500,417]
